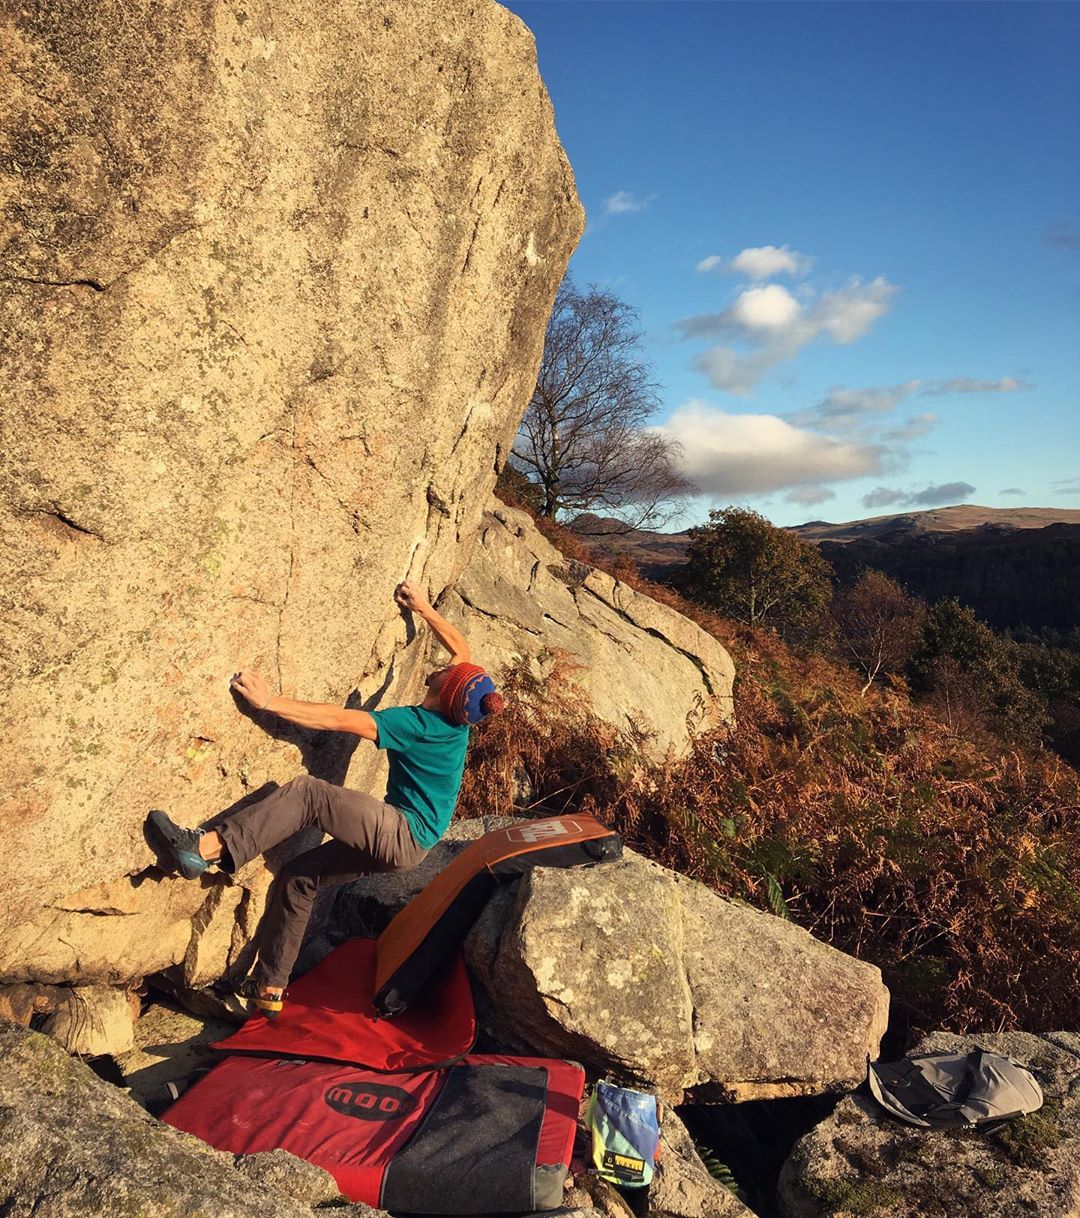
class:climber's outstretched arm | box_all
[230,670,377,740]
[394,578,471,664]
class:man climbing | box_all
[146,579,503,1018]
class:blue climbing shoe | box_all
[146,809,210,880]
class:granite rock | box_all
[467,851,889,1104]
[778,1030,1080,1218]
[0,0,582,989]
[445,502,735,757]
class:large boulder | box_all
[778,1030,1080,1218]
[0,1022,385,1218]
[443,502,736,756]
[467,852,889,1104]
[0,0,582,989]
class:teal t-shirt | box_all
[370,705,469,849]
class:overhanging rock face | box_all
[0,0,582,987]
[467,852,890,1103]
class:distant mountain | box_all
[572,506,1080,632]
[789,504,1080,544]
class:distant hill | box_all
[571,514,692,577]
[789,504,1080,544]
[572,506,1080,632]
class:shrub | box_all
[832,569,926,696]
[473,495,1080,1036]
[462,572,1080,1037]
[676,507,833,642]
[909,599,1048,750]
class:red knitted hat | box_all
[438,663,503,726]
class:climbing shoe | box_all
[146,809,210,880]
[235,978,285,1019]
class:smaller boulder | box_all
[778,1030,1080,1218]
[467,851,888,1103]
[42,985,136,1056]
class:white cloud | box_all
[730,284,802,331]
[790,376,1028,435]
[920,376,1033,396]
[814,276,897,343]
[784,486,837,507]
[604,190,653,215]
[860,481,976,510]
[882,413,940,442]
[1000,487,1025,497]
[675,276,899,394]
[697,244,813,280]
[790,382,919,431]
[731,244,813,280]
[657,401,886,497]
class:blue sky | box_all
[502,1,1080,527]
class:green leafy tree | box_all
[1012,641,1080,766]
[832,569,926,696]
[909,599,1048,748]
[678,507,833,638]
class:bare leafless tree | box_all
[511,279,693,530]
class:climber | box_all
[146,578,503,1018]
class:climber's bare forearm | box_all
[417,604,470,663]
[263,696,377,740]
[395,578,470,662]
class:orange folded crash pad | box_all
[374,814,621,1016]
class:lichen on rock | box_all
[778,1031,1080,1218]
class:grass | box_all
[992,1099,1065,1170]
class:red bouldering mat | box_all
[212,938,475,1071]
[163,1054,585,1212]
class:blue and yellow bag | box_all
[586,1081,661,1189]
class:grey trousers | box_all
[216,774,427,989]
